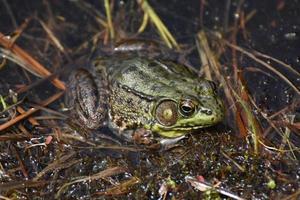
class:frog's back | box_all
[100,57,200,100]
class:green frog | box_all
[66,43,224,146]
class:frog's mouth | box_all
[151,124,212,138]
[165,124,210,131]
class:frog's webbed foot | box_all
[131,129,186,150]
[66,68,107,129]
[132,128,155,146]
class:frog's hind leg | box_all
[66,68,108,129]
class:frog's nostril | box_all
[200,108,212,115]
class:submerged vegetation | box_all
[0,0,299,199]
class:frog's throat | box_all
[145,124,210,138]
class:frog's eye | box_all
[155,100,178,126]
[179,100,196,117]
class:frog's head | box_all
[149,80,224,138]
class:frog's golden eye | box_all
[155,100,178,126]
[179,100,196,117]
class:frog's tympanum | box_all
[67,45,224,146]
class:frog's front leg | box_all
[115,127,158,147]
[125,128,186,149]
[132,128,156,146]
[66,68,107,129]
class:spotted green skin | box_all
[68,56,224,140]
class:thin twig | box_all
[104,0,115,40]
[185,176,245,200]
[224,41,300,95]
[0,91,64,131]
[55,166,127,198]
[0,32,65,90]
